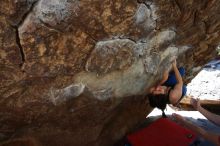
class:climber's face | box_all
[150,86,166,95]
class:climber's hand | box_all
[190,97,201,111]
[172,59,177,68]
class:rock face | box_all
[0,0,220,145]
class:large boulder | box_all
[0,0,220,145]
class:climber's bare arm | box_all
[172,59,183,85]
[169,60,183,104]
[158,70,169,85]
[169,84,182,104]
[191,98,220,126]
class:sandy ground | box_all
[187,67,220,100]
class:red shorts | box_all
[219,136,220,143]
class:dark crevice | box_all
[17,0,39,27]
[137,0,152,10]
[9,24,26,68]
[10,0,39,68]
[143,2,151,10]
[174,0,182,12]
[123,37,137,44]
[83,31,98,43]
[193,10,197,26]
[15,28,25,67]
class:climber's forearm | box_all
[198,106,220,126]
[158,70,169,85]
[173,65,183,85]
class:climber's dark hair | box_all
[148,93,169,118]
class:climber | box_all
[147,59,187,117]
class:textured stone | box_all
[85,39,138,75]
[0,0,220,146]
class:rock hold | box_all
[49,83,85,105]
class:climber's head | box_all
[147,93,168,118]
[148,94,168,108]
[149,85,167,95]
[148,86,170,109]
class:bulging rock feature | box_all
[1,0,220,146]
[143,52,160,74]
[85,29,178,75]
[85,39,137,75]
[37,0,80,28]
[149,29,176,48]
[49,83,85,105]
[76,60,149,99]
[135,3,157,31]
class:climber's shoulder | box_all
[169,84,182,105]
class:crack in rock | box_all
[15,28,26,67]
[17,0,39,27]
[17,0,80,69]
[12,0,40,68]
